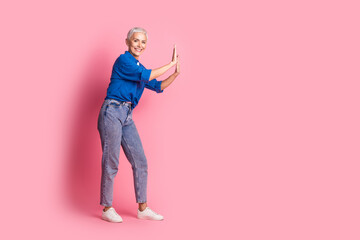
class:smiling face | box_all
[125,32,147,59]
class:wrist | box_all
[170,61,176,67]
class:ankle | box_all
[138,203,147,211]
[103,206,112,212]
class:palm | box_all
[175,56,180,73]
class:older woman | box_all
[97,27,180,223]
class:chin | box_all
[132,48,143,55]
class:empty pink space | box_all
[0,0,359,239]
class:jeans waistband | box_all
[106,99,132,108]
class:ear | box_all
[125,38,129,47]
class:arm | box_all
[118,55,152,83]
[149,44,178,80]
[160,72,180,90]
[145,79,164,93]
[149,62,176,81]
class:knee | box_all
[103,164,119,176]
[133,160,148,171]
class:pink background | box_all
[1,0,359,239]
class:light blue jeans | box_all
[97,99,148,206]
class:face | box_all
[126,32,147,59]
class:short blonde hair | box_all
[127,27,148,40]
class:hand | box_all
[175,55,180,75]
[171,44,178,65]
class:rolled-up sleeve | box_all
[118,55,151,82]
[145,79,163,93]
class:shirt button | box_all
[137,62,139,66]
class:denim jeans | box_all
[97,99,148,206]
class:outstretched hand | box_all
[171,44,178,65]
[175,54,180,75]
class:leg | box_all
[120,111,164,221]
[98,103,123,207]
[121,119,148,205]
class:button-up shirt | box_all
[105,50,163,109]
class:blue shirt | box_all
[105,50,163,109]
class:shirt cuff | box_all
[155,80,164,93]
[141,68,152,82]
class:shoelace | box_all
[109,209,120,217]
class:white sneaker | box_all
[137,207,164,221]
[102,207,123,223]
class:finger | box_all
[172,47,176,61]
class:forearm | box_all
[150,62,175,80]
[160,72,179,90]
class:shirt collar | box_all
[125,50,139,64]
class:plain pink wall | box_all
[1,0,359,239]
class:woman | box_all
[97,27,180,223]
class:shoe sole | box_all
[137,216,164,221]
[102,216,123,223]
